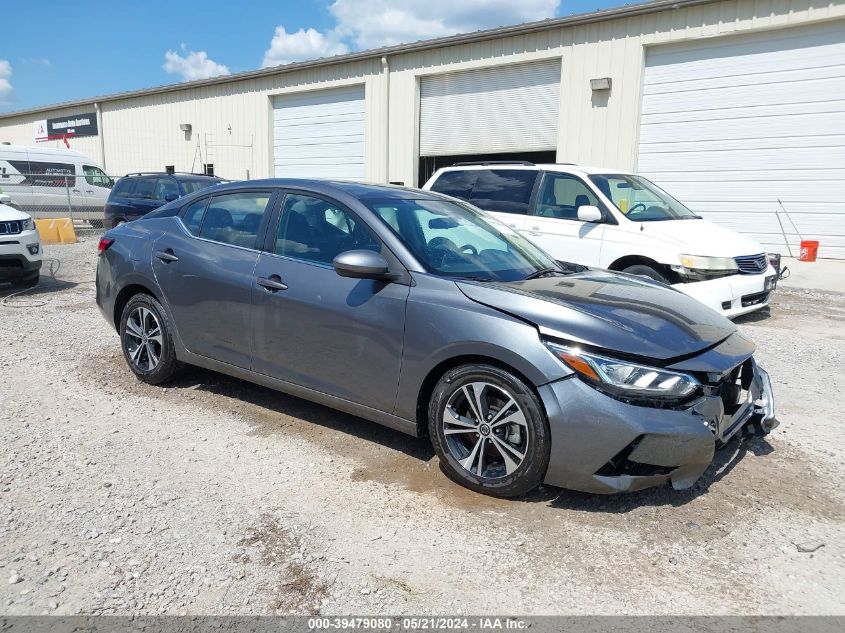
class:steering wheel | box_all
[627,202,647,216]
[459,244,478,255]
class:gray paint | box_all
[96,179,774,495]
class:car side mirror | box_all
[333,250,392,280]
[165,193,179,202]
[577,205,603,223]
[0,194,11,205]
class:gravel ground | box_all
[0,238,843,616]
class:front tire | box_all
[623,264,671,284]
[428,364,551,498]
[119,293,178,384]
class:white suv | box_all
[0,202,42,288]
[423,163,778,318]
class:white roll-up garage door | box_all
[638,22,845,259]
[420,59,561,156]
[272,85,365,181]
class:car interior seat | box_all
[202,207,234,243]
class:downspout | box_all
[381,56,390,183]
[94,102,106,171]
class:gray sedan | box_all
[95,180,777,497]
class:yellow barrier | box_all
[35,218,77,245]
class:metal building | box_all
[1,0,844,257]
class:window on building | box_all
[203,163,214,177]
[165,165,175,175]
[199,192,272,249]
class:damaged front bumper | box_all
[538,357,777,494]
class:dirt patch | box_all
[237,514,329,614]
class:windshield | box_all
[589,174,700,221]
[366,198,560,282]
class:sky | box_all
[0,0,627,114]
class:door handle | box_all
[257,275,288,292]
[72,189,81,193]
[154,249,179,263]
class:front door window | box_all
[535,174,599,220]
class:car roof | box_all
[434,163,633,177]
[121,172,221,180]
[208,178,445,201]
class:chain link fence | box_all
[0,172,121,237]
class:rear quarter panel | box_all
[96,220,165,329]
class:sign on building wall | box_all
[33,112,98,142]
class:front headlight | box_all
[546,342,699,400]
[678,254,737,272]
[20,217,35,231]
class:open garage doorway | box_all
[418,151,556,187]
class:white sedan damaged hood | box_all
[643,218,765,257]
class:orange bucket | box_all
[799,240,819,262]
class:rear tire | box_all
[119,293,179,385]
[11,273,39,289]
[428,364,551,498]
[623,264,670,284]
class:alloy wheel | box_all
[442,382,529,479]
[124,306,163,372]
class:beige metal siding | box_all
[0,103,105,167]
[388,0,845,185]
[0,0,842,190]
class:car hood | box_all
[639,217,765,257]
[0,203,30,222]
[457,269,740,361]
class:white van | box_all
[0,144,113,225]
[424,163,779,319]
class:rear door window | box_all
[468,170,537,215]
[199,192,273,249]
[181,198,209,236]
[132,177,156,200]
[154,178,180,201]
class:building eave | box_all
[0,0,713,120]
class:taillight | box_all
[98,237,114,254]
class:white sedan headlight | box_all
[678,254,737,272]
[546,342,700,401]
[20,217,35,231]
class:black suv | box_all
[104,173,222,228]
